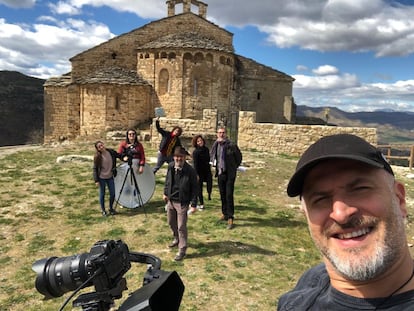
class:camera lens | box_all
[32,253,91,298]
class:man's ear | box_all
[395,181,407,218]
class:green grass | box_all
[0,141,413,311]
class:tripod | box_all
[114,156,146,215]
[72,278,126,311]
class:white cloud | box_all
[49,1,81,15]
[0,0,36,9]
[312,65,339,76]
[248,1,414,57]
[293,72,359,89]
[66,0,166,19]
[296,65,308,71]
[0,17,114,78]
[293,72,414,112]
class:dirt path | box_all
[0,144,43,159]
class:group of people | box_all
[94,125,414,306]
[92,128,146,216]
[93,118,242,261]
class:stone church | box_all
[43,0,295,143]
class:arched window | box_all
[159,69,169,95]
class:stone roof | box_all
[235,55,295,81]
[138,32,234,53]
[75,67,149,85]
[44,72,72,87]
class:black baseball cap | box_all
[287,134,394,197]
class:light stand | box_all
[114,155,146,215]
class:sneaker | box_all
[227,218,234,230]
[168,240,179,248]
[187,207,197,215]
[174,253,186,261]
[102,211,107,217]
[109,209,117,215]
[198,205,204,210]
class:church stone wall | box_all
[79,84,152,136]
[44,2,295,144]
[239,78,292,123]
[70,13,233,80]
[237,111,378,156]
[150,109,378,159]
[44,84,80,143]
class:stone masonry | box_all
[43,0,294,143]
[150,109,379,158]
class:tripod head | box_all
[122,144,138,166]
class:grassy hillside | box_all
[1,141,414,310]
[297,105,414,144]
[0,71,45,146]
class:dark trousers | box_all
[197,173,212,205]
[217,173,236,220]
[153,151,173,173]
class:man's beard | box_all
[315,210,405,281]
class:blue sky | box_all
[1,0,414,112]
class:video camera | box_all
[122,144,137,165]
[32,240,184,311]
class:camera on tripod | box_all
[122,144,138,164]
[32,239,184,311]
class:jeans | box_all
[152,151,173,173]
[98,177,115,212]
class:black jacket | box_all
[192,145,212,182]
[156,120,182,156]
[164,161,198,207]
[210,140,242,179]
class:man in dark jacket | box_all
[163,146,198,261]
[278,134,413,310]
[153,117,182,174]
[210,127,242,229]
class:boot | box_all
[227,218,234,230]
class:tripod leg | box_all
[129,168,147,216]
[114,167,131,210]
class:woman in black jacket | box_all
[190,135,212,214]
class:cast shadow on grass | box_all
[235,203,306,228]
[188,240,276,259]
[235,215,306,229]
[110,199,167,217]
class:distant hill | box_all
[0,71,413,146]
[297,105,414,144]
[0,71,45,146]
